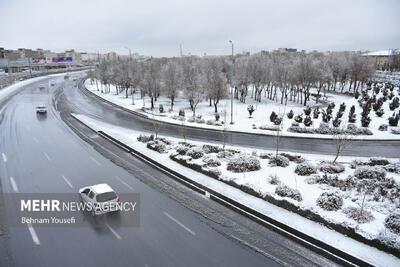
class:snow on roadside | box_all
[84,79,400,140]
[74,113,400,267]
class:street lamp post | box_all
[229,40,234,124]
[124,46,135,105]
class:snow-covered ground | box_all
[84,79,400,140]
[74,113,400,267]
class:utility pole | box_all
[28,57,32,78]
[229,40,234,124]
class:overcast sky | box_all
[0,0,399,57]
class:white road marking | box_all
[33,137,39,143]
[43,152,51,161]
[27,223,41,245]
[105,223,122,240]
[10,177,18,192]
[62,175,73,188]
[90,156,101,166]
[115,176,134,191]
[163,211,196,236]
[2,153,7,163]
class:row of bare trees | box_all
[88,51,376,114]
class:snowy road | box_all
[0,75,339,266]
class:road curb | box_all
[69,113,373,267]
[80,79,400,142]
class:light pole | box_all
[124,46,135,105]
[229,40,234,124]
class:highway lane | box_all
[62,78,400,158]
[0,75,339,266]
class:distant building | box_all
[274,48,297,53]
[65,49,81,63]
[362,50,396,69]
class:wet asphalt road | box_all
[0,75,340,266]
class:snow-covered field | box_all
[84,78,400,140]
[74,113,400,266]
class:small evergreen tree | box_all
[270,111,278,123]
[287,110,294,119]
[304,106,311,116]
[313,107,320,119]
[247,105,255,117]
[304,116,312,127]
[348,105,356,123]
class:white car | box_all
[35,105,47,114]
[79,184,120,216]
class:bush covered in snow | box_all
[391,128,400,135]
[309,173,356,190]
[295,162,317,176]
[269,155,290,167]
[206,119,222,126]
[227,154,261,173]
[354,166,386,180]
[384,163,400,174]
[343,207,375,224]
[187,116,196,123]
[202,155,221,167]
[384,213,400,235]
[268,174,281,185]
[170,115,185,121]
[217,150,234,158]
[280,153,305,163]
[258,125,281,131]
[186,147,204,159]
[147,140,168,153]
[316,191,343,211]
[275,185,302,201]
[369,157,390,166]
[137,134,154,143]
[202,144,223,154]
[175,145,190,155]
[319,161,345,174]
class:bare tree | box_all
[182,61,204,117]
[332,124,352,164]
[163,61,181,111]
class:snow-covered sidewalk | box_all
[84,79,400,140]
[74,113,400,267]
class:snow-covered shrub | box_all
[159,104,164,113]
[294,114,303,123]
[171,115,185,121]
[280,153,305,163]
[275,185,302,201]
[354,166,386,180]
[388,112,399,126]
[195,117,205,124]
[186,147,204,159]
[319,161,345,174]
[178,109,185,117]
[268,174,281,185]
[312,173,356,190]
[201,166,222,178]
[146,140,167,153]
[175,145,189,155]
[287,110,294,119]
[206,119,222,126]
[303,116,312,127]
[343,207,375,224]
[384,213,400,235]
[378,124,388,131]
[369,157,390,166]
[217,150,234,159]
[316,191,343,211]
[202,155,221,167]
[202,144,222,154]
[287,124,373,135]
[137,134,154,143]
[295,162,317,176]
[384,163,400,174]
[269,155,290,167]
[291,122,299,127]
[391,128,400,134]
[187,116,196,123]
[227,154,261,173]
[259,152,273,159]
[270,111,278,122]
